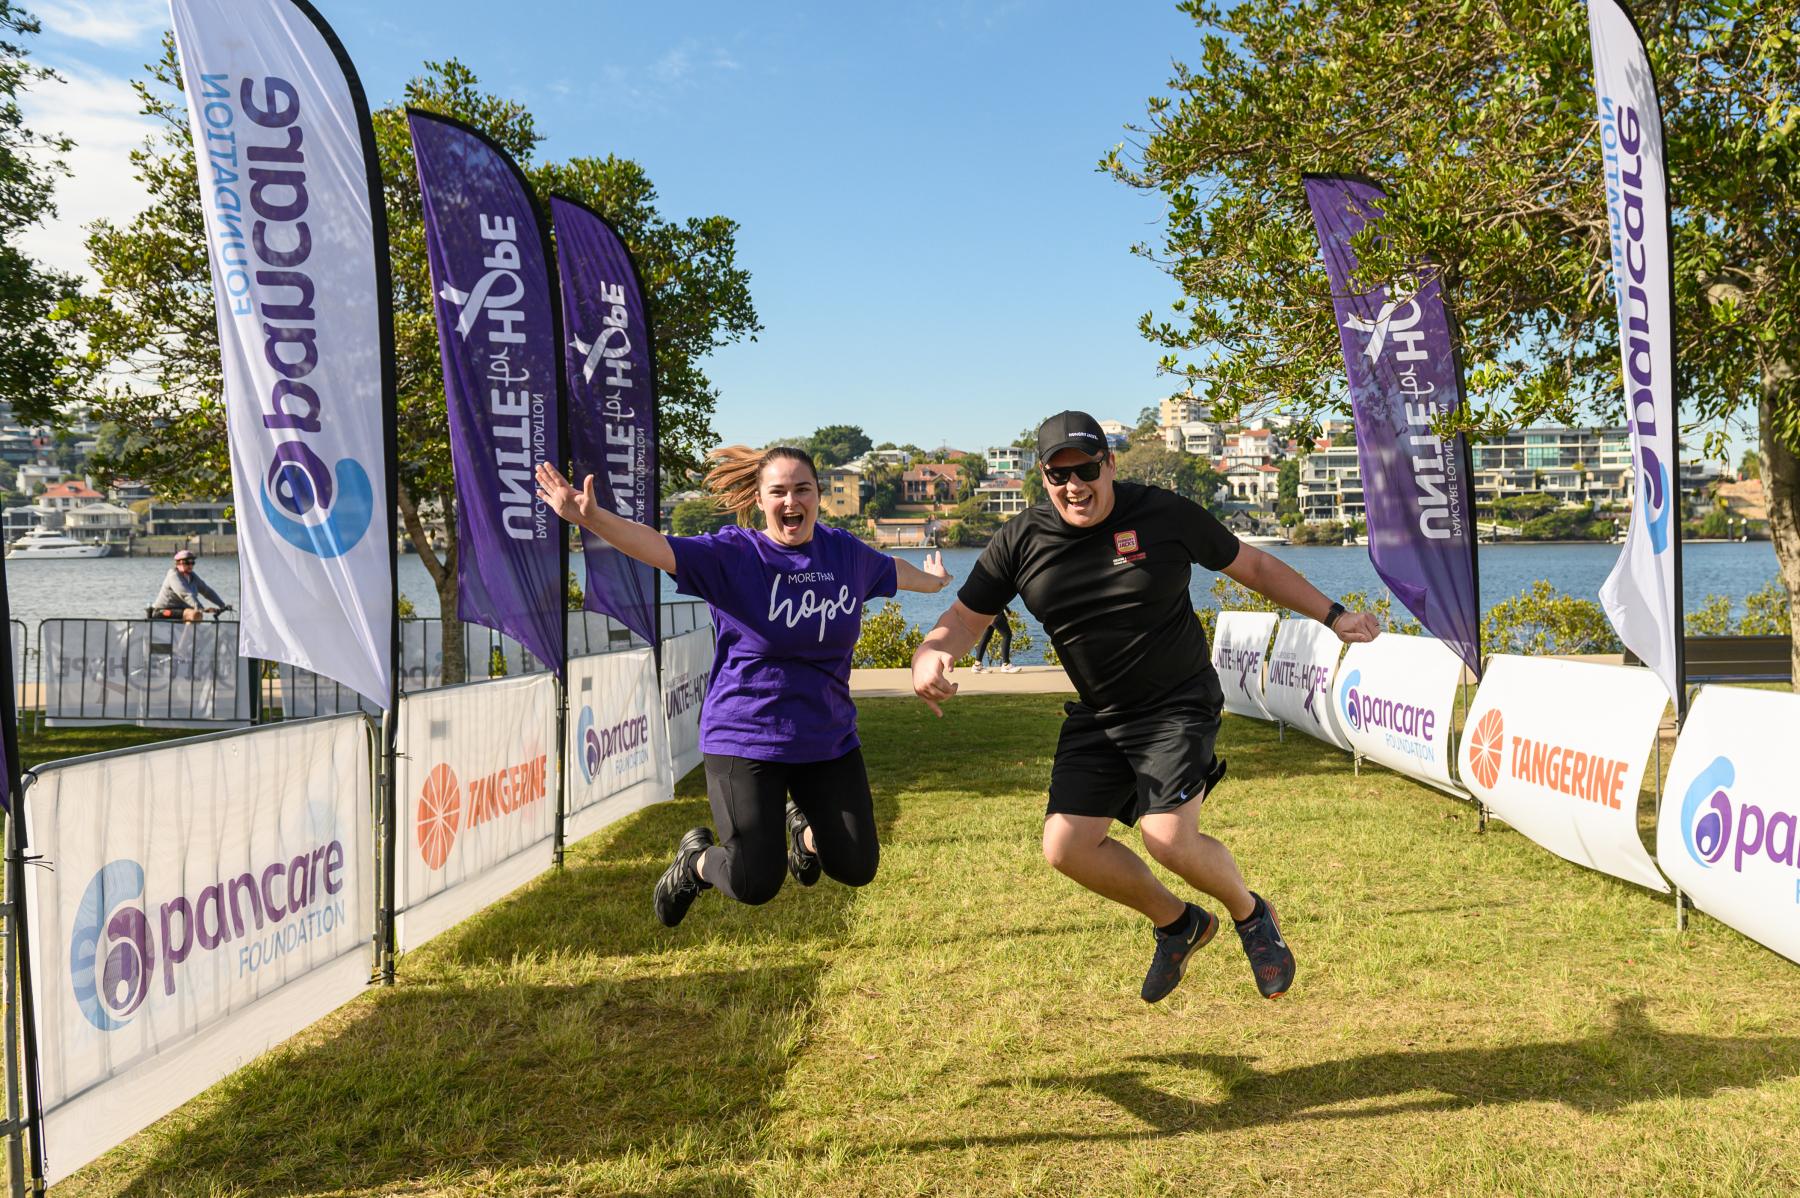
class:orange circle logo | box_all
[417,763,462,870]
[1467,708,1505,790]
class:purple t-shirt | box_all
[669,523,898,763]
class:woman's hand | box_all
[535,462,597,527]
[921,550,951,592]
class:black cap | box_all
[1035,411,1107,463]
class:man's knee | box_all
[1138,818,1193,869]
[1041,818,1101,874]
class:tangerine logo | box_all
[1467,708,1504,789]
[416,753,550,871]
[417,764,462,870]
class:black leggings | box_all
[700,748,879,905]
[976,617,1013,664]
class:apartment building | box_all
[820,467,863,518]
[985,445,1035,477]
[976,478,1028,517]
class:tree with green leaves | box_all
[0,1,75,422]
[1113,439,1226,510]
[808,423,871,468]
[1107,0,1800,682]
[63,50,758,682]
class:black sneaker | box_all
[785,800,821,886]
[653,827,714,927]
[1140,902,1219,1003]
[1235,892,1295,999]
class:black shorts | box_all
[1047,671,1224,826]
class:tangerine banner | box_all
[1213,612,1278,721]
[24,715,373,1185]
[1657,686,1800,964]
[1261,618,1350,750]
[1333,633,1465,794]
[395,673,558,950]
[566,646,672,842]
[1460,656,1668,891]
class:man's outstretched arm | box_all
[1221,544,1380,643]
[911,600,997,716]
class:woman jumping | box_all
[535,446,951,926]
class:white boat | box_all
[1239,533,1287,545]
[7,530,109,559]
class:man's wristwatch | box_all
[1323,601,1347,630]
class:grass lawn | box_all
[45,695,1800,1196]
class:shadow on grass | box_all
[899,998,1800,1154]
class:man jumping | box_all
[911,411,1378,1002]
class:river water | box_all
[4,540,1781,665]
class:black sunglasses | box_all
[1041,457,1107,486]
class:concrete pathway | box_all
[850,664,1073,698]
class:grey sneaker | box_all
[653,827,714,927]
[1235,892,1295,999]
[1141,902,1219,1003]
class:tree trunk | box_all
[396,483,466,686]
[1758,376,1800,691]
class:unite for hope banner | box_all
[1302,175,1480,676]
[1213,612,1278,720]
[551,196,660,646]
[40,619,251,727]
[1588,0,1681,705]
[1334,633,1464,793]
[566,646,672,843]
[663,629,713,781]
[411,111,565,675]
[25,715,373,1185]
[1658,687,1800,964]
[1461,656,1668,891]
[397,673,559,950]
[1262,618,1350,750]
[170,0,393,707]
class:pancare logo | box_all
[1679,755,1800,876]
[1339,668,1438,759]
[214,73,374,560]
[416,752,550,870]
[576,703,651,784]
[70,838,347,1033]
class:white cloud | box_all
[16,61,157,281]
[32,0,166,47]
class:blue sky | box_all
[21,0,1203,453]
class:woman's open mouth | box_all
[779,511,806,531]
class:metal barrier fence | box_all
[10,603,710,727]
[36,618,252,728]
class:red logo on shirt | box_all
[1114,530,1139,554]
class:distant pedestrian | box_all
[536,445,951,928]
[970,608,1019,673]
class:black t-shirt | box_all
[958,481,1240,712]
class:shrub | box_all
[1686,593,1734,636]
[1739,579,1792,636]
[1480,581,1621,656]
[853,602,976,669]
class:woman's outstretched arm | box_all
[535,461,678,574]
[894,550,953,594]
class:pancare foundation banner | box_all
[1587,0,1682,706]
[1334,633,1465,794]
[1658,687,1800,965]
[169,0,394,707]
[1213,611,1278,721]
[566,647,673,842]
[26,715,373,1185]
[1461,656,1668,892]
